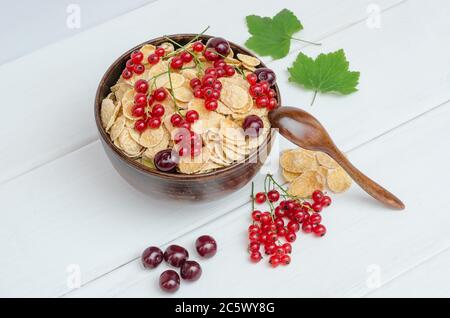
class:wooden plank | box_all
[67,101,450,297]
[0,0,400,184]
[1,0,448,297]
[367,248,450,297]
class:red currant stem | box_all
[291,37,322,46]
[166,64,180,113]
[310,90,318,106]
[163,36,205,74]
[251,181,255,211]
[267,174,305,204]
[263,174,275,216]
[163,25,210,59]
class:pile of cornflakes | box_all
[280,148,352,197]
[101,35,275,174]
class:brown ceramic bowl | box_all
[94,34,280,201]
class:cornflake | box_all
[281,147,352,197]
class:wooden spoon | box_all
[269,106,405,210]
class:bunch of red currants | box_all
[248,176,331,267]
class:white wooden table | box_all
[1,0,449,298]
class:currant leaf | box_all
[245,9,303,59]
[288,49,360,105]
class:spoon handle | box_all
[326,146,405,210]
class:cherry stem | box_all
[311,90,318,106]
[291,37,321,46]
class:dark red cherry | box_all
[159,270,180,293]
[154,149,178,172]
[141,246,163,269]
[195,235,217,258]
[164,245,189,267]
[242,115,264,137]
[254,68,276,86]
[180,260,202,281]
[206,37,230,56]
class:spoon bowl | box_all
[269,106,405,210]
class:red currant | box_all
[193,88,203,98]
[202,75,216,87]
[134,93,147,107]
[170,57,183,69]
[249,242,260,252]
[153,88,167,101]
[185,110,199,123]
[170,113,183,127]
[312,190,324,203]
[259,81,270,93]
[180,51,193,63]
[280,254,291,265]
[179,121,191,130]
[267,89,276,98]
[256,96,269,108]
[251,210,262,221]
[204,49,219,61]
[277,227,287,237]
[214,60,226,68]
[249,84,263,97]
[246,73,258,85]
[192,41,204,52]
[282,243,292,254]
[267,98,278,110]
[287,221,300,232]
[302,222,313,233]
[212,81,222,91]
[151,104,165,117]
[249,231,260,242]
[132,105,145,118]
[260,212,271,225]
[285,231,297,242]
[265,243,276,255]
[274,206,286,218]
[205,67,218,77]
[125,59,135,71]
[255,192,266,204]
[321,195,332,207]
[269,255,280,268]
[248,224,260,233]
[134,119,147,133]
[216,67,226,78]
[267,190,280,202]
[133,63,145,75]
[134,79,148,94]
[274,217,284,228]
[309,213,322,225]
[122,68,132,79]
[147,53,160,65]
[190,78,201,89]
[204,100,218,111]
[312,202,323,213]
[313,224,327,237]
[155,47,165,57]
[147,117,161,129]
[250,251,262,263]
[223,65,235,76]
[148,95,155,106]
[131,50,144,64]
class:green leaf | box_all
[245,9,303,59]
[288,49,360,105]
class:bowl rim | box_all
[94,33,280,181]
